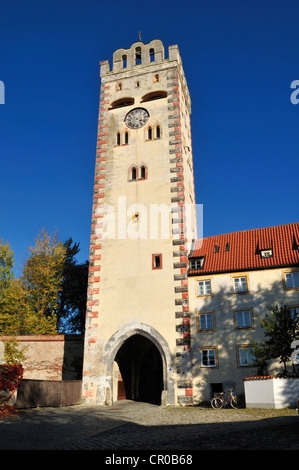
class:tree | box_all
[57,238,88,334]
[21,229,67,334]
[0,240,14,292]
[0,241,29,335]
[252,304,299,375]
[0,231,88,336]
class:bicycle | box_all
[210,389,241,409]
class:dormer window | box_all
[261,249,273,258]
[190,257,205,270]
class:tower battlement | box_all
[100,39,191,113]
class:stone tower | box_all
[82,39,197,406]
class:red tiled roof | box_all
[188,222,299,275]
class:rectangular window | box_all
[233,276,248,293]
[261,249,272,258]
[152,254,162,270]
[200,348,217,368]
[238,346,255,367]
[197,279,211,296]
[285,272,299,290]
[197,312,214,331]
[235,310,253,328]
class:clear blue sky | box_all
[0,0,298,273]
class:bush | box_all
[0,363,23,418]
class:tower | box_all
[82,39,197,406]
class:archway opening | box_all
[114,334,164,405]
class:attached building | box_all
[188,222,299,402]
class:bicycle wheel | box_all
[230,396,241,409]
[211,397,224,409]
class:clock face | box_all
[125,108,149,129]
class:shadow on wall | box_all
[62,335,85,381]
[189,277,299,402]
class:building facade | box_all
[188,222,299,402]
[82,39,299,406]
[82,39,197,406]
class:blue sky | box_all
[0,0,298,273]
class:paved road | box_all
[0,400,298,451]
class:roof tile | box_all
[188,222,299,275]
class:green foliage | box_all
[4,339,27,364]
[0,240,14,291]
[57,238,88,333]
[0,230,88,335]
[251,304,299,375]
[22,229,66,328]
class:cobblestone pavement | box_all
[0,400,298,451]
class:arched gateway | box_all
[99,324,175,406]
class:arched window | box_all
[124,131,129,144]
[141,91,167,102]
[147,127,152,140]
[116,132,121,146]
[149,48,155,62]
[110,97,134,109]
[135,47,142,65]
[140,165,147,180]
[155,125,161,139]
[122,55,127,68]
[129,166,137,181]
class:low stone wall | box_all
[244,376,299,408]
[0,335,84,381]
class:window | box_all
[122,55,127,68]
[200,348,217,368]
[135,47,142,65]
[233,276,248,293]
[124,131,129,145]
[116,132,121,146]
[285,271,299,290]
[152,254,162,270]
[197,312,214,331]
[190,258,204,270]
[147,126,152,140]
[129,166,137,181]
[261,249,272,258]
[289,306,299,321]
[149,48,155,62]
[140,165,146,180]
[197,279,211,296]
[238,346,255,367]
[110,97,134,109]
[141,91,167,102]
[235,310,253,329]
[155,124,161,139]
[132,212,139,223]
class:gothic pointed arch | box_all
[101,322,175,404]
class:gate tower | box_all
[82,39,197,405]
